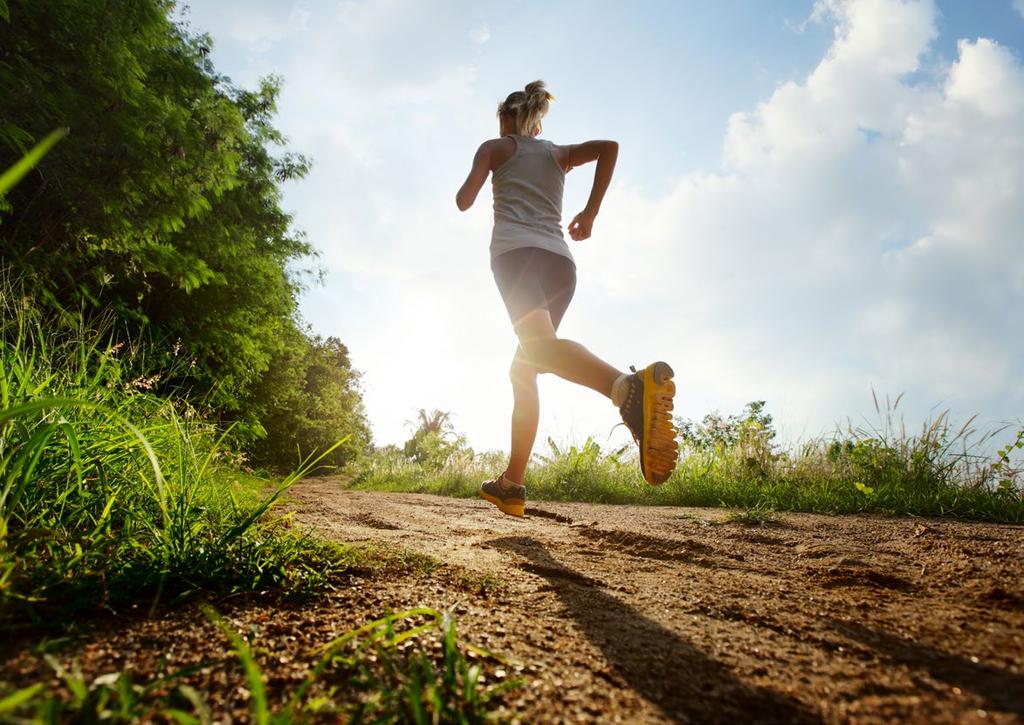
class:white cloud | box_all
[582,0,1024,445]
[190,0,1024,452]
[311,0,1024,450]
[1014,0,1024,21]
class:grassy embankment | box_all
[353,410,1024,524]
[0,291,515,721]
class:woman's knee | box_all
[509,358,539,390]
[518,336,559,367]
[513,309,557,364]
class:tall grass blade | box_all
[0,683,45,715]
[202,604,269,725]
[219,437,349,545]
[0,128,67,195]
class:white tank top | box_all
[490,135,573,263]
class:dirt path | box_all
[287,482,1024,724]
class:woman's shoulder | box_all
[481,136,518,172]
[485,136,518,152]
[478,135,516,147]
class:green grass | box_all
[722,502,782,527]
[352,447,506,498]
[0,288,359,624]
[0,288,519,722]
[353,413,1024,523]
[1,607,519,723]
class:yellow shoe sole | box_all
[640,361,679,485]
[480,489,525,517]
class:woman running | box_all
[456,80,678,517]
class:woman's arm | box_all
[560,140,619,241]
[456,142,493,211]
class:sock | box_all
[498,473,521,490]
[611,373,630,407]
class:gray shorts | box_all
[491,247,577,330]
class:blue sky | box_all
[180,0,1024,453]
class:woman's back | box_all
[490,134,571,262]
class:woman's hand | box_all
[559,140,618,240]
[568,208,597,241]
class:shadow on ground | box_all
[488,535,819,724]
[826,618,1024,718]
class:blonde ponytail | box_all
[497,80,554,136]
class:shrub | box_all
[0,286,352,622]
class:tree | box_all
[409,409,454,436]
[0,0,368,466]
[0,2,314,407]
[402,409,468,469]
[246,331,371,472]
[676,401,776,452]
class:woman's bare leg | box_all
[505,349,540,485]
[501,309,623,485]
[514,309,622,397]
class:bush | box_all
[352,401,1024,522]
[0,287,353,622]
[244,329,371,473]
[677,400,776,452]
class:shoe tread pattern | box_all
[620,362,679,485]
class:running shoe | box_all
[619,361,679,485]
[480,475,526,517]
